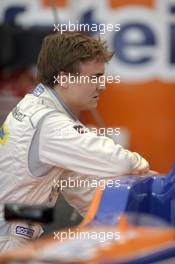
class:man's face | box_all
[60,58,106,113]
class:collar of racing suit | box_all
[35,83,78,122]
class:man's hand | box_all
[144,170,159,175]
[129,152,159,176]
[130,169,159,176]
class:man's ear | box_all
[58,71,69,89]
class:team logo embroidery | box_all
[0,124,8,144]
[16,226,34,238]
[12,106,26,122]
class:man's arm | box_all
[39,113,149,178]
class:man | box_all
[0,32,152,251]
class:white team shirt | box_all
[0,83,149,251]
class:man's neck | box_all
[53,86,80,118]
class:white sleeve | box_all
[39,113,149,178]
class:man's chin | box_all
[80,102,98,112]
[87,104,98,110]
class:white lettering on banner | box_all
[2,0,175,82]
[80,0,175,82]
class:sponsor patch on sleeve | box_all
[0,123,8,145]
[16,226,34,238]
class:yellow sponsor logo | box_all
[0,124,8,144]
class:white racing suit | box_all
[0,83,149,251]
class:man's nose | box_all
[96,77,106,90]
[97,82,106,91]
